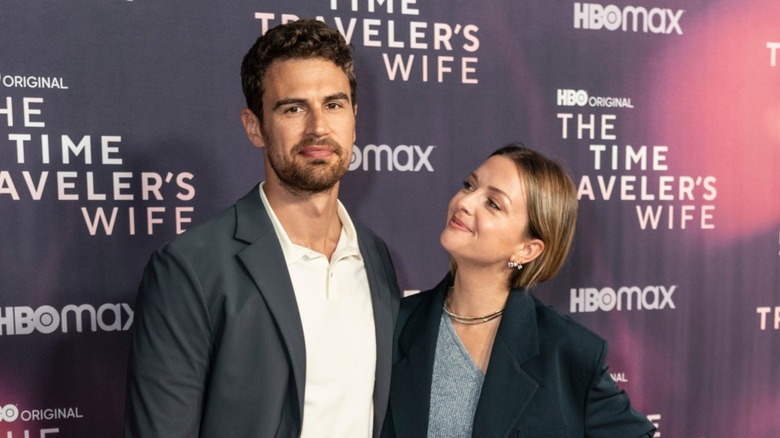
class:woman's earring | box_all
[507,261,523,271]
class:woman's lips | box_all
[449,215,471,232]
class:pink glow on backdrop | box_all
[0,381,32,434]
[647,0,780,241]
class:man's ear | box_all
[240,108,265,149]
[352,104,358,143]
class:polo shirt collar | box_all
[258,182,362,265]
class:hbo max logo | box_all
[0,404,19,422]
[350,144,435,172]
[570,285,677,313]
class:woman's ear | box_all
[515,238,545,264]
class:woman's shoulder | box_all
[401,288,436,306]
[401,276,449,306]
[396,277,449,328]
[529,293,607,353]
[399,287,441,321]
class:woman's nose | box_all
[455,191,476,214]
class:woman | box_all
[383,144,655,437]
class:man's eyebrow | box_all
[272,97,305,111]
[324,92,350,103]
[272,92,351,111]
[325,91,349,100]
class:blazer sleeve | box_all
[124,244,213,437]
[584,341,657,438]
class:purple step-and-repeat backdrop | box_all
[2,0,779,436]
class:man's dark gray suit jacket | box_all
[124,185,401,437]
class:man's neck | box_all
[263,180,343,259]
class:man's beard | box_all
[265,135,350,195]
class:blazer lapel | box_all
[233,186,307,419]
[390,278,450,437]
[472,291,541,437]
[356,225,397,436]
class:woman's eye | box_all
[487,199,501,210]
[461,180,474,191]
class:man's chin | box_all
[306,159,329,165]
[286,171,344,194]
[282,180,339,195]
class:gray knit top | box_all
[427,313,485,438]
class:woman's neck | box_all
[448,269,511,317]
[447,269,510,374]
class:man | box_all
[124,19,400,437]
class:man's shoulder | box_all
[163,186,264,256]
[164,202,238,254]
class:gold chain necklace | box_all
[443,286,504,325]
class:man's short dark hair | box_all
[241,19,356,119]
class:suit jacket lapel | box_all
[356,225,397,437]
[472,291,541,437]
[390,277,450,437]
[233,186,307,419]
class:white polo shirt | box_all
[259,183,377,438]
